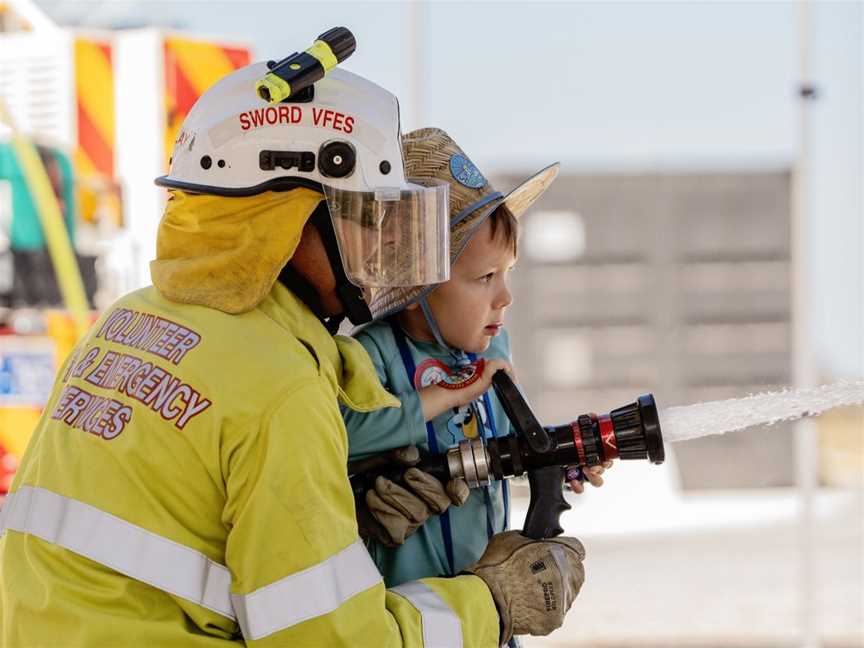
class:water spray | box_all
[659,379,864,443]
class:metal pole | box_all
[791,2,820,647]
[408,0,425,131]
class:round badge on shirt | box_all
[414,358,486,391]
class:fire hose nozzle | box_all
[586,394,664,464]
[347,371,666,539]
[636,394,665,464]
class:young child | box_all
[344,128,609,588]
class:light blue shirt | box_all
[344,320,513,587]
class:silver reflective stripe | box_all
[0,488,386,641]
[0,486,235,620]
[231,539,382,640]
[391,581,463,648]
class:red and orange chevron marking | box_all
[74,37,115,180]
[163,37,250,167]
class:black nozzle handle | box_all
[522,465,571,539]
[491,371,552,454]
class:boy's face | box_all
[424,217,517,353]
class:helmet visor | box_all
[323,178,450,287]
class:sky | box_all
[30,0,864,378]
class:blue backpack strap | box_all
[388,319,456,575]
[481,389,510,531]
[390,320,440,455]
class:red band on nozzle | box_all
[598,413,619,460]
[570,421,586,465]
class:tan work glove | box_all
[352,446,470,547]
[464,530,586,644]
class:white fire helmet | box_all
[156,62,450,291]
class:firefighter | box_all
[0,55,586,647]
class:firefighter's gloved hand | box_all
[352,446,469,547]
[464,530,586,644]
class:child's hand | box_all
[418,358,515,421]
[452,358,515,408]
[566,461,614,494]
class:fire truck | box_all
[0,0,251,493]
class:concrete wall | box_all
[499,170,795,489]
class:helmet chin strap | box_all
[278,201,373,334]
[418,296,471,366]
[277,264,342,334]
[418,296,480,440]
[308,201,373,327]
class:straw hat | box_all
[366,127,559,320]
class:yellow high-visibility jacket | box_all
[0,283,500,647]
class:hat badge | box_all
[449,154,487,189]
